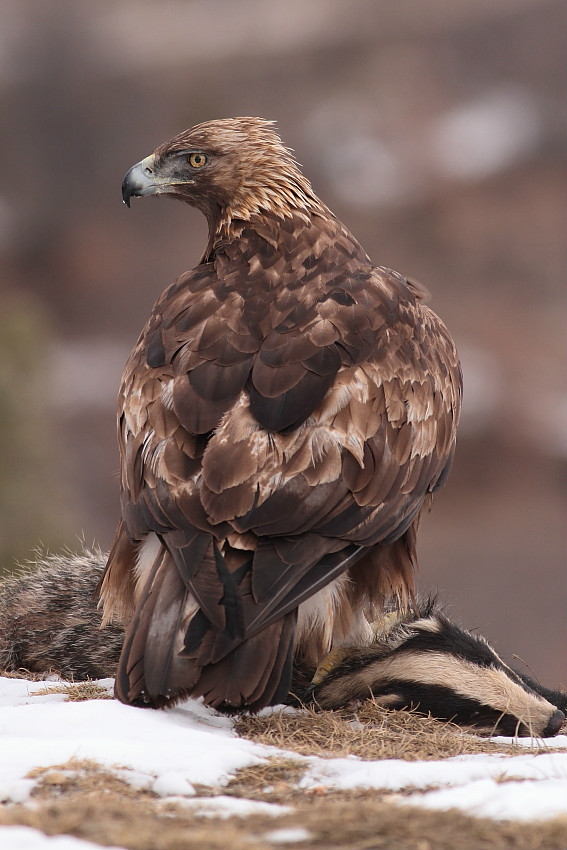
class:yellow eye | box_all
[188,152,207,168]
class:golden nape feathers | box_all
[101,117,462,712]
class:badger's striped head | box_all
[312,602,566,738]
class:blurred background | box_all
[0,0,565,687]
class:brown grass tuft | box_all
[33,681,112,701]
[226,757,308,805]
[1,668,55,681]
[0,671,113,700]
[26,759,155,801]
[234,702,524,761]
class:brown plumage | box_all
[99,117,462,712]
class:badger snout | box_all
[542,708,565,738]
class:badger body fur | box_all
[0,548,123,680]
[0,549,564,737]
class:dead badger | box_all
[0,549,564,737]
[297,604,566,737]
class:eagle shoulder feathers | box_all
[99,117,461,711]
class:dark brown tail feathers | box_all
[192,612,296,711]
[112,535,296,711]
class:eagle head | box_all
[121,117,321,233]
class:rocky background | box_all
[0,0,565,686]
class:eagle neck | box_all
[205,207,308,263]
[200,178,327,258]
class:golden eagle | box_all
[100,117,462,711]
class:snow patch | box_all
[264,827,313,843]
[0,825,124,850]
[1,674,566,833]
[172,795,291,819]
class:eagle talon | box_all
[370,610,405,638]
[302,681,317,703]
[305,646,352,702]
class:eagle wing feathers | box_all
[102,118,461,711]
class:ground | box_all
[1,674,566,850]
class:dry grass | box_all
[0,669,113,703]
[26,759,156,801]
[0,761,266,850]
[226,757,309,805]
[1,667,56,682]
[0,759,564,850]
[234,701,525,761]
[34,680,113,701]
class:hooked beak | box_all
[122,153,196,207]
[122,155,162,207]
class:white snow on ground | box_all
[0,825,124,849]
[0,677,265,802]
[1,674,566,848]
[300,749,567,793]
[169,795,291,819]
[264,827,313,844]
[405,777,567,822]
[300,749,567,821]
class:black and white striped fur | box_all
[300,600,566,737]
[0,550,565,737]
